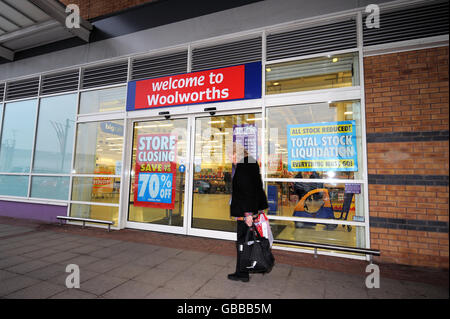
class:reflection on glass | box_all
[33,94,77,174]
[71,177,120,204]
[73,120,124,175]
[128,119,187,226]
[266,100,362,180]
[70,203,119,226]
[79,86,126,114]
[192,113,262,232]
[266,181,365,248]
[0,99,37,173]
[31,176,70,200]
[266,52,359,94]
[0,175,29,197]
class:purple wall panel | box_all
[0,200,67,223]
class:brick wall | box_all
[60,0,158,20]
[364,46,449,269]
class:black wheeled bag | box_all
[238,227,275,274]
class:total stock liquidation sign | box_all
[134,134,177,209]
[126,62,262,110]
[287,121,358,172]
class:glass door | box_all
[127,117,190,233]
[189,112,262,239]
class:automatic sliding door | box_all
[128,118,188,228]
[191,113,262,233]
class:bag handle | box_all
[250,222,264,240]
[244,226,254,244]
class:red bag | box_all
[253,212,273,247]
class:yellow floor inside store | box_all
[125,193,358,247]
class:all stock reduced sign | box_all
[126,62,262,110]
[134,133,177,209]
[287,121,358,172]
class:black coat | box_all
[230,156,269,217]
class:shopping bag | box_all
[253,212,274,247]
[239,227,275,274]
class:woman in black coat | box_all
[228,154,268,282]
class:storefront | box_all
[0,0,448,266]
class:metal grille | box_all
[41,69,80,95]
[81,60,128,89]
[131,51,188,81]
[192,37,262,71]
[5,77,40,101]
[266,19,357,61]
[363,1,449,46]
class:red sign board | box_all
[127,62,262,111]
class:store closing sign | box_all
[126,62,262,110]
[134,134,177,209]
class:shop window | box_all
[265,100,365,250]
[70,203,119,226]
[30,176,70,200]
[79,86,126,114]
[73,120,124,175]
[265,181,365,248]
[33,94,77,174]
[265,52,359,95]
[71,176,120,204]
[0,175,29,197]
[0,99,37,173]
[71,120,123,225]
[266,100,363,180]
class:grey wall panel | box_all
[0,0,393,81]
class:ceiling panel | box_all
[0,1,36,27]
[0,15,20,32]
[0,0,50,23]
[2,24,73,50]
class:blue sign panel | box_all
[136,172,173,204]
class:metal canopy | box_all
[0,0,92,61]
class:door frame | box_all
[186,108,263,242]
[121,104,262,241]
[122,114,193,235]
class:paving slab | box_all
[50,288,98,299]
[5,259,50,275]
[0,276,41,297]
[134,267,178,287]
[145,286,192,299]
[103,263,149,280]
[101,280,157,299]
[4,281,66,299]
[78,274,128,296]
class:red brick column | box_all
[364,46,449,268]
[60,0,157,20]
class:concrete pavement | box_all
[0,220,448,299]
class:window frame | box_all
[260,12,371,256]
